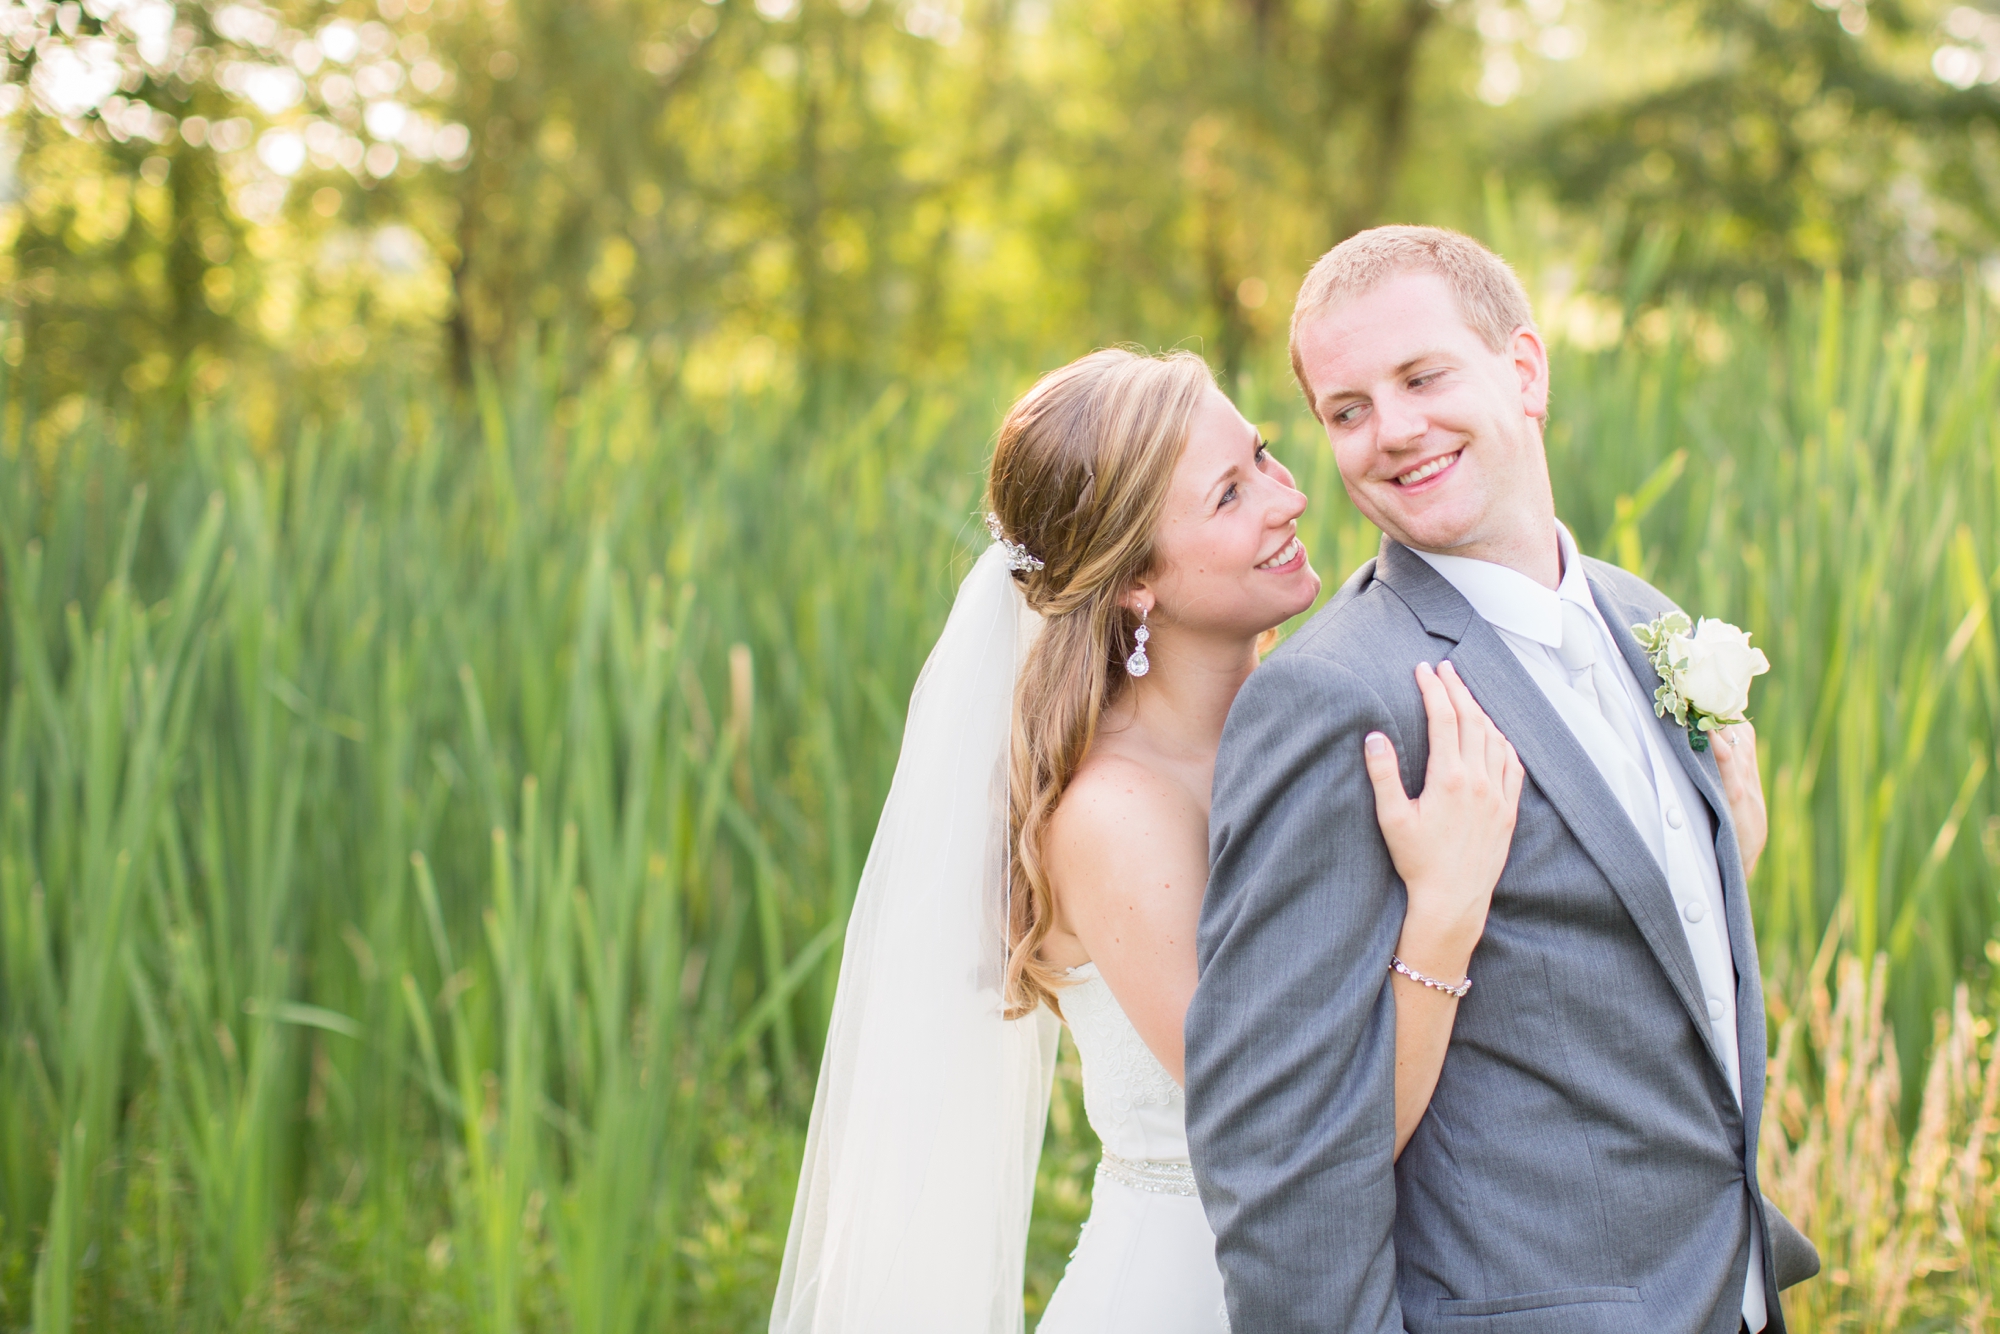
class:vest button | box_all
[1706,996,1726,1021]
[1683,900,1707,923]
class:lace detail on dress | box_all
[1061,964,1179,1142]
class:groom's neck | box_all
[1408,515,1563,590]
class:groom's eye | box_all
[1332,404,1364,426]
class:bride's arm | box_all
[1363,662,1523,1159]
[1042,757,1210,1085]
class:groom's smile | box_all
[1393,449,1461,489]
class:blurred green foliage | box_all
[9,0,2000,407]
[1535,0,2000,288]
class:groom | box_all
[1183,227,1817,1332]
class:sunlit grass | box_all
[0,277,1996,1328]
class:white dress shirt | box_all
[1414,524,1768,1332]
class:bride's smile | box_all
[1253,535,1305,571]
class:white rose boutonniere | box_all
[1631,611,1771,751]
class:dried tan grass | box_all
[1762,949,2000,1331]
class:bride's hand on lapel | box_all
[1364,660,1523,966]
[1711,721,1767,880]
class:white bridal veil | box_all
[771,541,1062,1334]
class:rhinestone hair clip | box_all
[986,512,1045,573]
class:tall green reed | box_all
[0,360,992,1327]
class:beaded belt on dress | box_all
[1095,1150,1198,1197]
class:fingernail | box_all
[1416,661,1433,675]
[1440,660,1458,677]
[1365,732,1388,756]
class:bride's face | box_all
[1137,386,1319,640]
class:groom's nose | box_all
[1373,392,1428,454]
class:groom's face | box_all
[1295,271,1552,563]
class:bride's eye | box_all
[1219,483,1239,507]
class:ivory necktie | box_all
[1555,598,1651,771]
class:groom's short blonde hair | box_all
[1289,225,1536,406]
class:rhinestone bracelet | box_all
[1389,955,1471,999]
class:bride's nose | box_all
[1270,480,1308,526]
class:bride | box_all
[769,347,1767,1332]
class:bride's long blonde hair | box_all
[986,347,1215,1019]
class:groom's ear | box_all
[1511,326,1550,423]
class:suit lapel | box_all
[1589,569,1769,1142]
[1375,543,1722,1060]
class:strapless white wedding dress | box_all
[1036,963,1228,1333]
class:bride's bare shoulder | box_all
[1043,750,1207,882]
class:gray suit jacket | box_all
[1185,539,1817,1333]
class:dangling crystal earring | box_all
[1126,607,1151,678]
